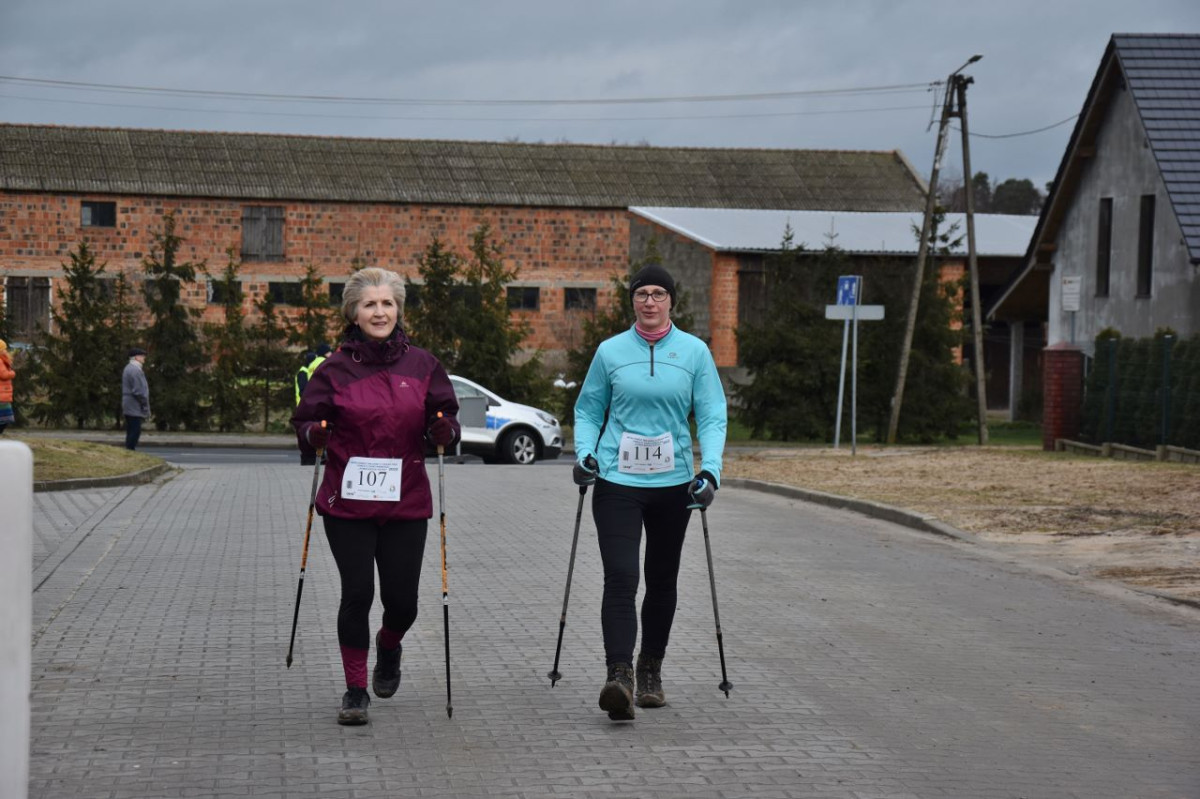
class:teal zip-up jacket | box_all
[574,324,727,488]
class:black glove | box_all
[429,415,455,447]
[573,455,599,486]
[688,470,717,509]
[306,422,330,450]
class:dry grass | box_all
[8,435,163,482]
[726,446,1200,602]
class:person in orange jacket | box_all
[0,340,15,433]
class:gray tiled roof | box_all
[1115,34,1200,260]
[0,124,925,212]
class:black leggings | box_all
[592,479,693,666]
[322,516,428,650]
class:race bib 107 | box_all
[342,457,402,502]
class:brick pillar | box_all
[1042,343,1084,451]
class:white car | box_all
[449,375,564,465]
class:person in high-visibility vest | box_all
[295,351,317,407]
[295,343,333,406]
[296,344,333,465]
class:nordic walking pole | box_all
[547,484,587,686]
[699,508,733,697]
[436,412,453,719]
[286,420,326,668]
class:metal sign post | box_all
[832,276,859,449]
[827,276,884,455]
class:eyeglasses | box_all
[633,289,669,303]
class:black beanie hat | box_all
[629,264,676,306]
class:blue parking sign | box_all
[837,275,861,306]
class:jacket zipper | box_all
[648,341,655,376]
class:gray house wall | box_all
[1049,85,1198,354]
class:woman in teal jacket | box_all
[573,263,727,720]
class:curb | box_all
[723,477,984,546]
[33,462,174,493]
[84,438,295,450]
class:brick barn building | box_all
[1,123,926,371]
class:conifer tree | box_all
[454,223,545,406]
[287,262,335,351]
[32,240,125,428]
[247,294,293,432]
[109,271,140,362]
[885,213,972,442]
[406,236,464,368]
[142,212,209,430]
[734,228,845,440]
[204,250,254,431]
[406,225,552,407]
[735,219,970,443]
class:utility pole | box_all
[887,55,982,445]
[955,73,990,445]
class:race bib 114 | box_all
[618,431,674,474]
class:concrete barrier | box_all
[0,441,32,799]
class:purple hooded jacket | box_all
[291,328,460,522]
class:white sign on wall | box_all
[1061,276,1082,312]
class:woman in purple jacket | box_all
[292,267,459,725]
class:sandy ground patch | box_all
[725,446,1200,604]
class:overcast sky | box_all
[2,1,1197,191]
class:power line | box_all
[1,73,1078,140]
[0,92,931,123]
[0,74,936,107]
[957,114,1079,139]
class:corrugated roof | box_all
[630,207,1036,256]
[1115,33,1200,261]
[0,124,926,211]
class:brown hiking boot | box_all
[598,662,635,720]
[635,653,665,708]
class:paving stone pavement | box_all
[27,461,1200,799]
[32,487,129,572]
